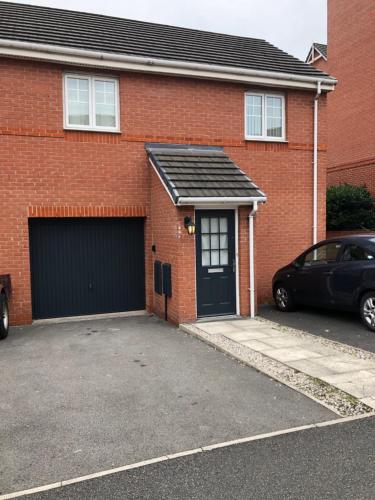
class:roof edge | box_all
[0,38,337,91]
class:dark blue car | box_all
[272,235,375,331]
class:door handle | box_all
[232,258,236,274]
[323,271,333,276]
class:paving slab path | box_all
[181,318,375,410]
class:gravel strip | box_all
[180,324,374,417]
[256,316,375,361]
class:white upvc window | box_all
[64,74,120,132]
[245,91,286,141]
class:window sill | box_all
[244,137,288,143]
[64,127,122,134]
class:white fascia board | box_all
[0,39,337,91]
[176,196,267,206]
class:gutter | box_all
[0,39,337,91]
[176,196,267,206]
[313,81,322,244]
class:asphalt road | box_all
[259,304,375,353]
[0,316,334,495]
[29,416,375,500]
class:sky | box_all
[6,0,327,61]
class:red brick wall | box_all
[327,0,375,194]
[0,58,327,324]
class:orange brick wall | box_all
[326,0,375,194]
[0,58,327,324]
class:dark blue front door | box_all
[196,210,236,317]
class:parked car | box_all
[272,236,375,331]
[0,275,11,340]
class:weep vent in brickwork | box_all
[146,144,266,205]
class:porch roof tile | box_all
[146,144,266,205]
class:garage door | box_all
[29,218,145,319]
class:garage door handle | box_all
[88,283,93,290]
[324,271,333,275]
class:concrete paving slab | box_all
[257,336,309,349]
[240,339,275,352]
[360,397,375,409]
[287,358,338,378]
[263,347,325,363]
[322,370,375,385]
[223,330,270,342]
[311,355,375,374]
[335,379,375,399]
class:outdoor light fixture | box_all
[184,216,196,235]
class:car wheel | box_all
[273,283,296,312]
[360,291,375,332]
[0,293,9,340]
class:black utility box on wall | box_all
[162,263,172,298]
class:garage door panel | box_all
[29,218,145,319]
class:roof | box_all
[0,1,333,81]
[146,144,266,205]
[306,43,327,63]
[314,43,327,59]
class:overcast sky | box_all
[6,0,327,61]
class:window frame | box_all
[244,91,286,142]
[63,73,120,132]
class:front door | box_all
[196,210,236,317]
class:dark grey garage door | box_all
[29,218,145,319]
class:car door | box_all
[330,243,375,307]
[293,241,343,306]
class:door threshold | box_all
[32,309,148,325]
[195,314,243,323]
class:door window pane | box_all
[67,77,89,126]
[211,235,219,249]
[304,243,342,266]
[220,250,228,265]
[266,96,282,138]
[211,250,219,266]
[202,235,210,250]
[95,80,116,127]
[220,218,228,232]
[201,218,210,233]
[202,250,210,266]
[210,218,219,233]
[220,234,228,249]
[246,94,263,136]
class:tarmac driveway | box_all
[259,304,375,353]
[0,315,334,495]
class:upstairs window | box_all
[64,74,119,131]
[245,92,285,141]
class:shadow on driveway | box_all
[259,304,375,353]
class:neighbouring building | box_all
[308,0,375,195]
[0,1,336,326]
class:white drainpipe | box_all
[249,201,259,318]
[313,81,322,244]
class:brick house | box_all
[308,0,375,195]
[0,1,336,326]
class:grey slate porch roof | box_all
[146,144,266,205]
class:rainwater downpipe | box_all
[249,201,258,318]
[313,81,322,244]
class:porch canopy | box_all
[146,144,266,206]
